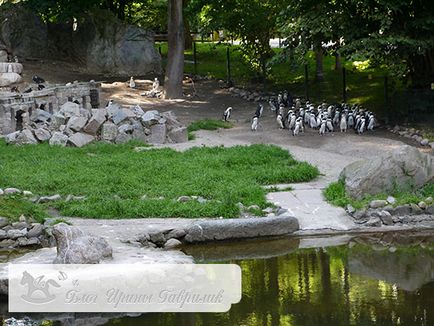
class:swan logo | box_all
[20,271,63,304]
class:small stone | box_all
[389,246,397,253]
[383,205,394,212]
[12,222,28,230]
[0,217,9,228]
[236,202,245,210]
[0,239,16,248]
[247,205,260,211]
[7,228,28,240]
[426,205,434,214]
[22,191,33,196]
[4,188,21,195]
[177,196,191,202]
[386,196,396,205]
[0,230,6,240]
[26,237,41,246]
[149,232,166,246]
[410,203,422,214]
[369,200,388,209]
[378,211,393,225]
[38,194,62,203]
[420,139,429,146]
[65,194,86,202]
[430,142,434,149]
[166,229,187,239]
[418,201,427,209]
[17,237,29,247]
[353,210,367,220]
[49,132,69,147]
[67,116,88,132]
[27,223,44,238]
[276,207,288,216]
[425,197,433,204]
[19,215,26,222]
[346,204,356,214]
[140,195,147,200]
[164,238,182,249]
[197,196,207,204]
[365,216,382,227]
[33,128,51,142]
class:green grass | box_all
[0,196,48,222]
[323,180,434,210]
[156,42,395,116]
[0,141,319,219]
[187,119,233,140]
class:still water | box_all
[3,232,434,326]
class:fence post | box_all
[226,47,233,87]
[304,64,309,101]
[193,42,197,75]
[342,67,347,103]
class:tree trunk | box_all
[334,52,342,70]
[314,45,324,82]
[164,0,185,99]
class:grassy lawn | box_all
[156,42,395,116]
[187,119,233,140]
[0,141,319,219]
[323,180,434,210]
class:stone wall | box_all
[0,82,100,135]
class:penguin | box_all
[358,117,366,134]
[32,75,45,84]
[333,109,340,126]
[319,118,327,135]
[251,116,259,131]
[23,87,33,93]
[293,117,303,136]
[326,117,334,132]
[37,84,45,90]
[10,86,19,93]
[295,98,301,110]
[106,99,114,107]
[269,99,277,113]
[288,113,296,130]
[367,114,375,131]
[309,113,317,129]
[223,107,232,122]
[255,104,264,118]
[277,93,283,107]
[347,112,355,129]
[276,114,284,129]
[129,77,136,89]
[340,114,347,132]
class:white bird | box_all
[367,114,375,130]
[223,107,232,121]
[293,118,303,136]
[276,114,284,129]
[106,99,114,107]
[358,118,366,134]
[251,116,259,131]
[129,77,136,88]
[348,113,355,129]
[309,113,317,129]
[319,118,327,135]
[340,114,347,132]
[326,118,334,132]
[288,113,296,130]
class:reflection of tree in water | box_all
[101,240,434,326]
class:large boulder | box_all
[68,132,95,147]
[0,72,22,86]
[340,146,434,199]
[52,223,112,264]
[71,10,161,76]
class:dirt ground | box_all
[15,60,433,183]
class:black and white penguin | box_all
[319,118,327,135]
[37,84,45,90]
[129,77,136,89]
[276,113,284,129]
[367,114,375,131]
[106,99,114,107]
[326,117,334,132]
[223,107,233,121]
[32,75,45,84]
[255,104,264,118]
[293,117,303,136]
[340,113,347,132]
[251,116,259,131]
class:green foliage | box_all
[324,180,434,210]
[0,141,319,219]
[0,196,48,222]
[187,118,233,141]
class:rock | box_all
[0,72,22,86]
[132,105,145,117]
[346,204,356,214]
[33,128,51,142]
[369,200,388,209]
[353,210,367,220]
[410,203,422,214]
[30,109,52,123]
[0,189,3,196]
[184,216,299,243]
[118,124,134,134]
[383,205,394,212]
[4,188,20,195]
[131,122,148,143]
[166,229,186,239]
[378,211,393,225]
[22,191,32,196]
[141,110,160,126]
[101,122,118,141]
[340,146,434,199]
[115,132,132,144]
[60,102,81,118]
[0,50,7,62]
[177,196,191,202]
[386,196,396,205]
[426,205,434,214]
[0,230,6,240]
[426,197,433,204]
[12,221,28,229]
[276,207,288,216]
[0,239,16,248]
[430,142,434,149]
[15,129,38,145]
[7,228,27,240]
[149,124,167,144]
[420,139,429,146]
[67,116,88,132]
[52,223,112,264]
[365,216,382,227]
[112,109,129,125]
[196,196,207,204]
[68,132,95,147]
[164,238,182,249]
[49,132,68,146]
[51,113,66,129]
[418,201,427,210]
[148,232,166,246]
[5,131,20,144]
[167,127,188,143]
[392,205,412,216]
[0,217,9,228]
[84,109,106,134]
[26,237,41,246]
[161,111,183,130]
[27,223,44,238]
[247,205,260,211]
[65,195,86,202]
[38,194,61,203]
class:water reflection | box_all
[3,232,434,326]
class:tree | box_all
[164,0,184,99]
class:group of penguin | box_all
[224,90,376,135]
[9,75,46,94]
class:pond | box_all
[3,232,434,326]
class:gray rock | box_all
[370,200,388,209]
[38,194,61,203]
[386,196,396,205]
[49,132,68,146]
[0,189,3,196]
[131,121,148,143]
[164,238,182,249]
[65,195,86,202]
[68,132,95,147]
[346,204,356,214]
[67,116,88,132]
[426,205,434,214]
[418,201,427,209]
[177,196,191,202]
[167,127,188,143]
[383,205,394,212]
[0,239,16,248]
[183,216,299,243]
[365,216,382,227]
[276,207,288,216]
[410,203,423,214]
[141,110,160,126]
[30,109,52,123]
[60,102,81,118]
[51,113,66,129]
[0,217,9,228]
[340,145,434,199]
[80,108,92,119]
[132,105,145,117]
[27,223,44,238]
[12,221,28,230]
[15,129,38,145]
[5,131,20,144]
[114,132,132,144]
[106,103,121,118]
[112,109,129,125]
[247,205,260,211]
[392,205,411,216]
[426,197,433,204]
[118,124,134,134]
[420,139,429,146]
[161,111,183,130]
[4,188,21,195]
[353,210,367,220]
[0,50,7,62]
[33,128,51,142]
[52,223,112,264]
[0,230,6,240]
[26,237,41,246]
[378,211,393,225]
[22,190,33,196]
[101,122,118,141]
[166,229,187,239]
[84,109,106,134]
[197,196,207,204]
[149,232,166,246]
[7,228,27,240]
[430,142,434,149]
